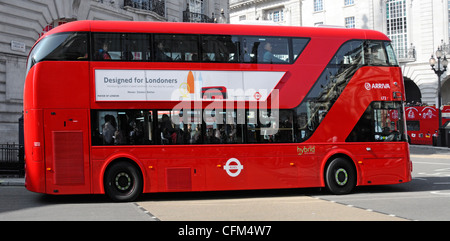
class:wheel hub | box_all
[335,168,348,186]
[115,172,131,191]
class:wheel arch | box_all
[99,153,147,194]
[320,149,361,187]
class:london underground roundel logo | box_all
[223,158,244,177]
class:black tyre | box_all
[104,161,143,202]
[325,157,356,195]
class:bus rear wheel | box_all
[104,161,143,202]
[325,157,356,195]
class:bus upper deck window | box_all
[201,35,240,63]
[330,40,364,66]
[384,41,399,66]
[365,41,388,66]
[93,33,121,60]
[154,34,199,62]
[242,37,290,64]
[93,33,151,61]
[292,38,309,62]
[26,32,88,73]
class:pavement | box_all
[0,175,24,186]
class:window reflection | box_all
[346,101,406,142]
[294,40,364,142]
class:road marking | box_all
[430,191,450,196]
[413,177,427,181]
[313,197,409,220]
[411,154,450,160]
[413,161,450,166]
[133,203,160,221]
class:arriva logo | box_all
[297,146,316,156]
[365,82,390,90]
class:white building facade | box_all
[0,0,229,144]
[230,0,450,107]
[230,0,302,25]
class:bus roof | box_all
[43,20,390,41]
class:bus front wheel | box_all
[104,161,143,202]
[325,157,356,195]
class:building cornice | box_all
[230,0,271,11]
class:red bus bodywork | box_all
[405,106,450,145]
[24,21,411,200]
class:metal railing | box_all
[183,11,214,23]
[0,143,24,174]
[124,0,165,18]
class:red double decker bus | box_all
[405,105,450,145]
[24,21,411,201]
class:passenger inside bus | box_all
[262,42,285,63]
[154,42,172,61]
[95,42,111,60]
[102,114,116,145]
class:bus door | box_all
[347,101,409,184]
[44,109,90,194]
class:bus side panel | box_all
[151,145,304,192]
[34,62,90,109]
[350,143,411,185]
[24,109,46,193]
[43,109,91,194]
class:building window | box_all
[267,9,284,23]
[314,0,323,12]
[273,10,282,22]
[189,0,204,14]
[184,0,213,23]
[344,0,354,6]
[345,16,355,28]
[386,0,408,59]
